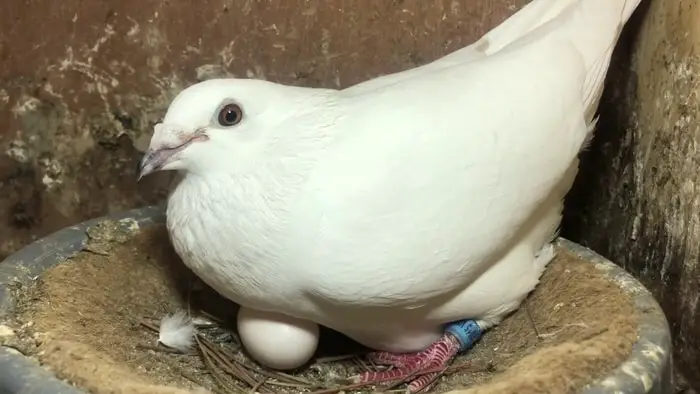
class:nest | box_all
[2,221,638,394]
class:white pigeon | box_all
[138,0,642,391]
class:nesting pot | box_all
[0,207,673,394]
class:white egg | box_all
[237,306,320,370]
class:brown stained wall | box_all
[563,0,700,389]
[0,0,529,258]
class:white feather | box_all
[191,316,216,327]
[158,310,195,352]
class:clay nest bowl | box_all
[0,207,672,394]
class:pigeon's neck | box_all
[173,88,340,218]
[176,137,326,220]
[167,116,337,267]
[165,91,342,305]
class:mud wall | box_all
[0,0,529,258]
[563,0,700,389]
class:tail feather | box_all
[347,0,643,116]
[487,0,641,123]
[348,0,592,92]
[463,0,580,57]
[572,0,642,122]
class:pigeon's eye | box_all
[217,104,243,127]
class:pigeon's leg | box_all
[356,320,483,393]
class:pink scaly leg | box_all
[355,320,483,393]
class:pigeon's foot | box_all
[355,320,482,393]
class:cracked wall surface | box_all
[563,0,700,389]
[0,0,528,257]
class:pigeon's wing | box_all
[286,35,588,304]
[283,0,640,306]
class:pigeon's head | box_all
[137,78,313,179]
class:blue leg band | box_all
[444,319,483,352]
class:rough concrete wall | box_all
[563,0,700,389]
[0,0,529,259]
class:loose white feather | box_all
[158,310,195,352]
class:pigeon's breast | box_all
[164,174,312,316]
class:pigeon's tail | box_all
[556,0,642,124]
[465,0,581,57]
[483,0,641,137]
[444,0,642,125]
[348,0,641,108]
[436,0,582,66]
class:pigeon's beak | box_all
[137,123,207,181]
[137,148,172,181]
